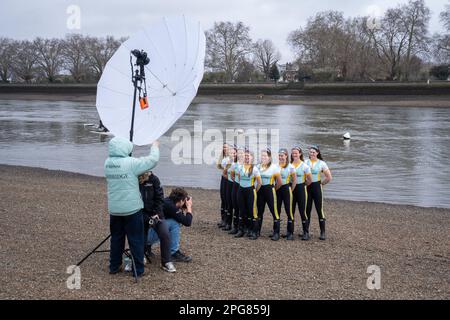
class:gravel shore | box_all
[0,165,449,300]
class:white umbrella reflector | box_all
[96,15,206,146]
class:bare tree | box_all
[11,40,38,83]
[84,36,122,80]
[253,39,281,80]
[288,11,362,80]
[62,34,90,83]
[432,2,450,63]
[0,38,16,82]
[402,0,431,80]
[441,2,450,32]
[33,37,65,82]
[348,17,382,80]
[366,8,409,80]
[206,21,252,82]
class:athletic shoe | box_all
[171,250,192,262]
[162,262,176,273]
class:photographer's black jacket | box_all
[139,174,164,217]
[163,198,193,226]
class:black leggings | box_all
[220,176,227,221]
[231,182,240,228]
[238,186,258,232]
[306,182,325,222]
[257,185,280,231]
[293,183,308,223]
[276,184,294,233]
[225,180,234,225]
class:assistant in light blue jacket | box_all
[105,136,160,276]
[104,137,160,215]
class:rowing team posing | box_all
[218,144,332,241]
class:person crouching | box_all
[139,171,176,273]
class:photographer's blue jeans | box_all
[147,218,180,255]
[110,210,144,275]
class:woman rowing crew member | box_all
[217,143,230,228]
[291,146,312,240]
[235,149,262,240]
[305,145,332,240]
[256,148,283,241]
[229,146,245,235]
[277,148,297,240]
[223,146,237,231]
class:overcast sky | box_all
[1,0,448,62]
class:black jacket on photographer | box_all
[163,197,192,226]
[139,174,164,237]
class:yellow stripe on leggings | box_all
[304,185,308,220]
[253,189,258,219]
[289,187,294,221]
[272,187,280,220]
[320,184,325,219]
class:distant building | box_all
[278,63,298,82]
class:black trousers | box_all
[143,214,171,265]
[276,184,294,233]
[293,183,308,223]
[225,180,234,225]
[257,185,280,231]
[306,181,325,222]
[220,176,227,221]
[231,182,240,228]
[238,186,258,232]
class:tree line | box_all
[1,0,449,84]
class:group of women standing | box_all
[217,143,332,241]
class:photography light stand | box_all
[76,49,151,283]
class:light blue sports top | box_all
[305,159,329,183]
[293,161,311,184]
[279,163,295,185]
[257,163,280,186]
[238,165,260,188]
[231,162,243,184]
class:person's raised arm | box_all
[131,140,160,176]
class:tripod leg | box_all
[130,254,138,283]
[76,234,111,266]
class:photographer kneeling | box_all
[148,187,193,263]
[139,171,176,273]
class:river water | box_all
[1,99,449,208]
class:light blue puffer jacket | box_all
[104,137,160,216]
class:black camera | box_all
[148,215,161,228]
[131,49,150,66]
[182,196,191,209]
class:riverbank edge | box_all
[2,92,450,107]
[1,164,448,212]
